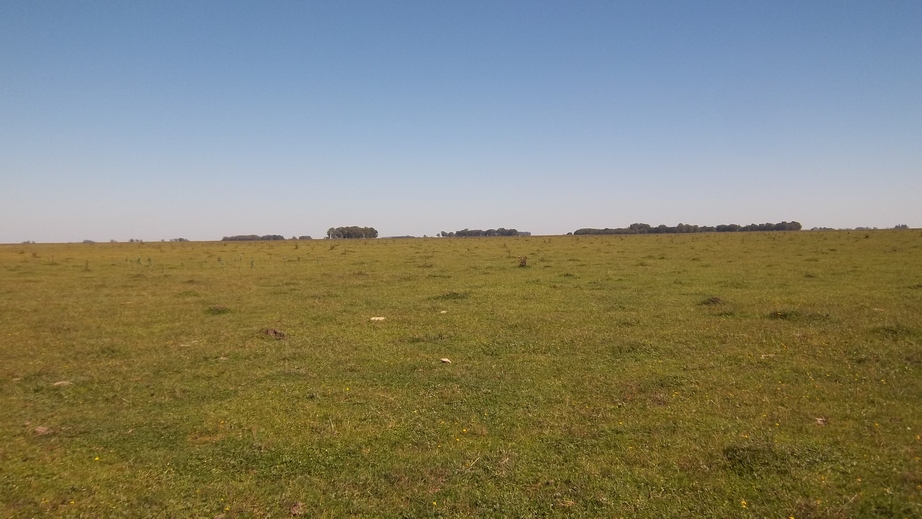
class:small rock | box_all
[440,358,452,364]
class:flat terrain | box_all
[1,231,920,517]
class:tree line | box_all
[221,235,287,241]
[573,221,802,235]
[439,228,528,237]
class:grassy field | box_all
[1,231,920,518]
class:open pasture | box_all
[1,231,920,517]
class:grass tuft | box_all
[767,309,801,320]
[432,291,469,300]
[206,304,231,315]
[722,442,791,476]
[870,324,916,340]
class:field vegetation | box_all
[1,231,920,517]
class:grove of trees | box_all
[573,221,802,235]
[439,228,525,237]
[326,226,378,239]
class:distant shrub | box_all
[870,325,915,340]
[433,291,469,300]
[723,443,790,475]
[767,309,830,323]
[768,310,801,320]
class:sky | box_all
[1,1,920,242]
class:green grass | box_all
[1,231,920,517]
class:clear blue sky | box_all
[2,1,920,242]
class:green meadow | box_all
[1,231,920,518]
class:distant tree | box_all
[629,223,652,233]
